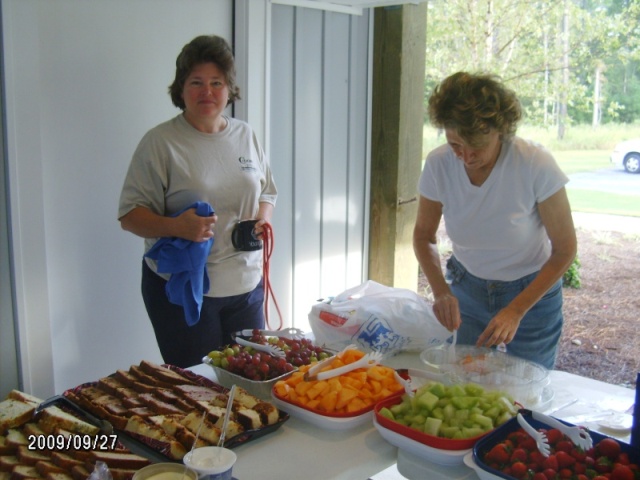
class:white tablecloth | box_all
[189,353,636,480]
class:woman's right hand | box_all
[432,293,461,332]
[175,208,217,243]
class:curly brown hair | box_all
[427,72,522,147]
[168,35,241,110]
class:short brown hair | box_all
[168,35,241,110]
[427,72,522,146]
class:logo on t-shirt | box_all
[238,156,256,172]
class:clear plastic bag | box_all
[88,461,113,480]
[309,280,452,355]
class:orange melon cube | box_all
[294,381,314,397]
[342,349,365,364]
[330,359,345,369]
[346,397,367,412]
[320,390,338,412]
[367,366,388,381]
[328,378,342,392]
[307,381,329,400]
[369,379,382,393]
[335,388,359,410]
[287,371,306,386]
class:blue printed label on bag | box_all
[353,314,409,354]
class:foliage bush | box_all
[563,255,582,289]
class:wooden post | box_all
[369,4,427,290]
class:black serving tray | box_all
[63,364,289,463]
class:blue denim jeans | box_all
[141,261,265,368]
[445,255,563,369]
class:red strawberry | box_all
[545,428,564,445]
[486,444,510,464]
[510,448,529,463]
[520,437,537,451]
[555,440,574,453]
[533,473,548,480]
[596,438,622,460]
[510,461,528,479]
[610,464,635,480]
[616,452,631,465]
[529,450,545,467]
[573,462,587,474]
[543,454,559,471]
[543,468,558,480]
[571,447,587,462]
[556,450,577,468]
[558,468,573,479]
[595,455,613,474]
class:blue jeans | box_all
[445,256,563,369]
[141,261,265,368]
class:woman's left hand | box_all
[252,219,269,239]
[476,306,523,348]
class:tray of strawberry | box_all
[203,329,332,400]
[467,408,639,480]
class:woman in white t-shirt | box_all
[118,35,277,368]
[413,72,577,369]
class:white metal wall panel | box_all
[270,5,371,330]
[268,6,296,328]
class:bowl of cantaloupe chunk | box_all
[271,348,405,430]
[374,380,518,451]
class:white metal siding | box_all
[269,5,371,331]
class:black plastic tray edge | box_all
[472,408,639,480]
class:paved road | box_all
[567,166,639,196]
[566,166,640,233]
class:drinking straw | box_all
[218,385,237,449]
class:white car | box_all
[610,139,640,173]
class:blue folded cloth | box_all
[144,201,214,326]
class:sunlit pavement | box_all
[572,212,640,234]
[568,166,639,196]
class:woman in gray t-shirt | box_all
[118,35,277,368]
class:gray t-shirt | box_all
[418,136,567,281]
[119,114,277,297]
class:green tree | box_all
[424,0,640,129]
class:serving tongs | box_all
[304,345,383,382]
[531,410,593,450]
[234,327,305,340]
[516,409,592,457]
[234,337,286,358]
[303,344,357,381]
[34,394,114,434]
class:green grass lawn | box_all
[567,189,640,217]
[551,150,612,175]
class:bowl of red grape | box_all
[203,329,332,400]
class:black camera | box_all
[231,220,263,251]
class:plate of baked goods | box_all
[270,347,404,430]
[0,388,153,479]
[62,360,289,461]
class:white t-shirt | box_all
[119,114,277,297]
[418,136,568,281]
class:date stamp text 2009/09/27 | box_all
[27,434,118,451]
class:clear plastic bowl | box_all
[419,345,550,408]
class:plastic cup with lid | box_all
[183,446,237,480]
